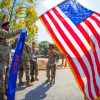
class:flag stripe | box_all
[87,18,100,36]
[87,16,100,29]
[95,12,100,16]
[90,14,100,28]
[92,14,100,26]
[84,20,100,48]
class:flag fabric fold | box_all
[41,0,100,100]
[8,29,27,100]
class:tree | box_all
[38,41,49,57]
[0,0,38,43]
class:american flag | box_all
[41,0,100,100]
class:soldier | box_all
[0,22,21,99]
[18,40,33,87]
[46,44,59,84]
[30,42,39,82]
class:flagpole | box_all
[9,0,17,25]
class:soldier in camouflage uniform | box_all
[46,44,59,84]
[0,22,21,100]
[30,42,39,82]
[18,40,33,87]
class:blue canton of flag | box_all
[59,0,94,26]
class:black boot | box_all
[0,92,7,100]
[45,78,50,83]
[30,77,34,83]
[26,81,33,87]
[5,89,8,97]
[18,81,24,86]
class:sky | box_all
[36,0,100,43]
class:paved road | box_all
[16,69,84,100]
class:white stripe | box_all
[56,7,97,98]
[92,14,100,36]
[87,16,100,36]
[81,22,100,89]
[92,14,100,22]
[91,14,100,35]
[44,13,91,99]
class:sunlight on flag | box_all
[41,0,100,100]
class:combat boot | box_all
[50,77,55,84]
[4,95,7,100]
[50,78,53,84]
[0,94,7,100]
[26,81,33,87]
[30,77,34,83]
[35,76,39,81]
[45,78,50,83]
[18,81,24,86]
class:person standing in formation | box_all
[18,40,33,87]
[46,44,59,84]
[0,15,21,100]
[30,42,39,82]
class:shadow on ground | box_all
[16,82,26,91]
[25,82,52,100]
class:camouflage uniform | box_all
[18,42,31,85]
[0,28,21,99]
[30,48,38,81]
[46,50,59,82]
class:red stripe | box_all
[46,11,94,99]
[41,15,86,96]
[52,8,100,96]
[90,15,100,28]
[95,12,100,16]
[84,20,100,48]
[77,25,91,44]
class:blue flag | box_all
[8,29,27,100]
